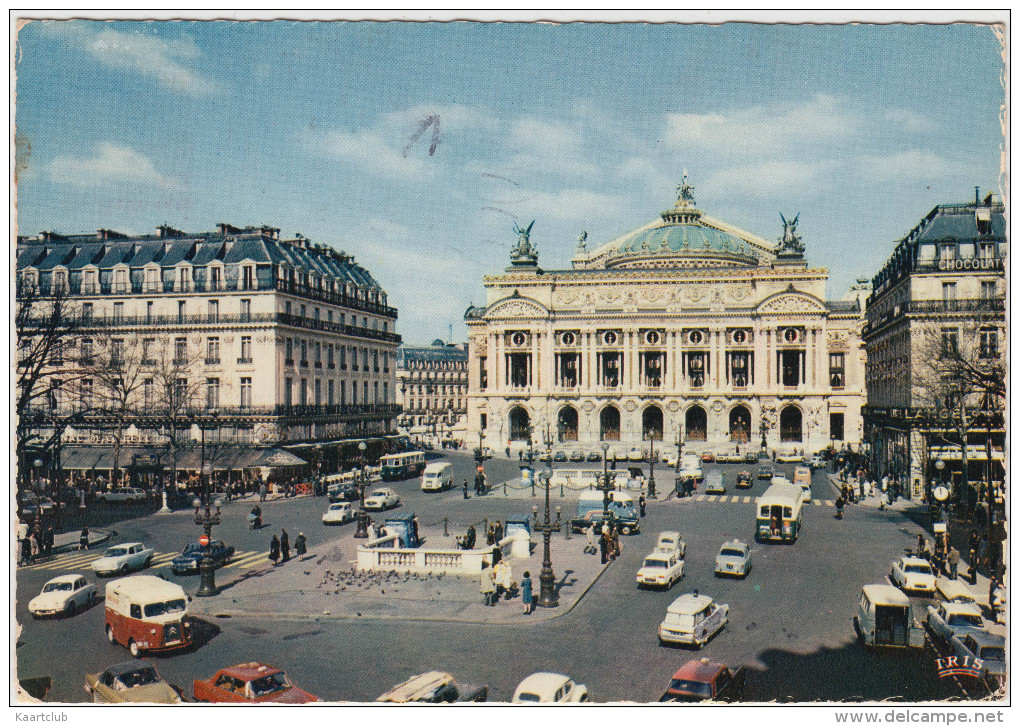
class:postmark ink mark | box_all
[403,114,440,157]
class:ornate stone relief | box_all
[666,400,680,413]
[486,298,546,319]
[623,399,638,412]
[757,293,826,314]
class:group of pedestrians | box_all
[268,529,307,566]
[480,557,532,614]
[17,521,55,566]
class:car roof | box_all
[672,658,726,682]
[937,580,977,601]
[104,659,157,677]
[515,672,571,694]
[217,662,284,680]
[901,556,931,566]
[107,575,186,600]
[46,574,83,584]
[719,540,747,550]
[667,593,716,614]
[657,531,681,540]
[862,584,910,605]
[939,601,983,616]
[376,671,454,702]
[107,542,144,548]
[644,551,672,560]
[962,630,1005,646]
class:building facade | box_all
[395,340,469,439]
[862,193,1005,501]
[16,224,400,478]
[465,185,867,457]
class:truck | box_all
[853,584,925,649]
[376,671,488,703]
[570,490,640,535]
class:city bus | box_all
[380,452,426,481]
[754,481,804,543]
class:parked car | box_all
[91,543,155,577]
[775,449,804,463]
[948,630,1006,689]
[655,531,686,558]
[714,540,752,578]
[704,471,726,495]
[936,579,979,605]
[569,451,586,462]
[171,540,235,575]
[364,488,401,511]
[660,658,745,702]
[85,660,182,704]
[511,672,588,703]
[97,487,147,503]
[18,492,56,517]
[587,451,603,462]
[538,451,553,462]
[756,464,774,480]
[890,556,936,594]
[658,592,729,648]
[745,451,760,463]
[701,452,715,463]
[328,482,360,503]
[193,662,319,703]
[662,452,679,467]
[925,601,985,644]
[628,447,645,462]
[553,451,568,462]
[636,550,685,590]
[29,574,99,618]
[735,471,753,489]
[322,502,356,525]
[376,671,488,703]
[808,454,826,470]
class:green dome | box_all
[615,223,753,257]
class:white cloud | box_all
[706,160,831,199]
[48,143,176,188]
[315,128,433,181]
[46,23,220,96]
[665,94,859,154]
[509,187,625,222]
[862,150,950,180]
[883,108,934,134]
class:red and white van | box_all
[105,575,193,657]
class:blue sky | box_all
[14,20,1005,343]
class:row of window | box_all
[402,383,466,396]
[941,280,998,301]
[283,377,389,407]
[284,338,390,372]
[282,300,388,332]
[406,399,465,411]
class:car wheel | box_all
[65,601,76,617]
[120,564,130,575]
[144,556,153,568]
[128,640,140,658]
[853,616,863,643]
[621,526,632,535]
[106,625,116,644]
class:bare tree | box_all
[88,335,149,488]
[148,334,206,495]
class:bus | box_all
[755,481,804,543]
[380,452,426,481]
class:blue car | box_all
[170,540,235,575]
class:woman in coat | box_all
[480,564,496,606]
[294,532,307,556]
[521,571,533,614]
[269,534,281,566]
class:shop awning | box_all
[249,448,308,468]
[929,445,1005,462]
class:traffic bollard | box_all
[443,517,448,537]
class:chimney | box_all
[975,186,980,205]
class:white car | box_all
[511,672,588,703]
[363,488,401,511]
[628,447,645,462]
[925,601,985,644]
[322,502,356,525]
[637,551,684,590]
[662,452,679,467]
[775,449,804,463]
[658,592,730,648]
[808,454,826,470]
[714,540,752,578]
[97,487,147,503]
[90,543,155,577]
[890,556,936,594]
[28,574,99,618]
[655,531,687,559]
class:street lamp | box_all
[646,431,657,499]
[598,442,613,518]
[193,461,222,597]
[531,464,561,608]
[675,427,683,473]
[354,441,370,538]
[315,443,323,496]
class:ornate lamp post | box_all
[531,463,561,608]
[675,427,683,473]
[647,431,657,499]
[192,461,223,597]
[599,442,613,517]
[315,443,323,496]
[354,441,370,538]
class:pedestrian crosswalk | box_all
[686,495,836,506]
[19,549,270,573]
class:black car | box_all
[586,451,602,462]
[171,540,235,575]
[328,483,360,502]
[757,465,774,480]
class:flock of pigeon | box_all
[315,567,446,597]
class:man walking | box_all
[463,479,469,499]
[280,529,291,563]
[947,546,960,580]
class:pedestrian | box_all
[947,546,960,580]
[639,493,646,518]
[505,445,511,459]
[518,450,523,462]
[977,535,989,570]
[29,532,40,562]
[78,526,90,551]
[44,525,54,557]
[585,524,597,555]
[19,535,31,566]
[259,482,267,503]
[916,533,926,558]
[269,534,280,566]
[599,528,609,564]
[295,532,307,556]
[493,520,503,544]
[521,571,533,614]
[280,529,291,562]
[611,525,622,559]
[463,479,469,499]
[486,524,496,546]
[480,564,496,606]
[499,559,514,599]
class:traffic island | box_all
[187,524,615,624]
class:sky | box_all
[13,19,1006,344]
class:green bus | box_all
[380,452,426,481]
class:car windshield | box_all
[250,672,290,696]
[947,614,983,627]
[665,613,695,628]
[643,558,668,569]
[43,582,73,592]
[905,564,932,575]
[720,548,745,558]
[668,679,712,697]
[182,543,203,554]
[143,598,186,617]
[115,668,161,689]
[105,547,128,557]
[516,693,542,702]
[979,646,1005,662]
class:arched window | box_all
[642,406,663,440]
[780,405,803,443]
[509,407,531,442]
[600,406,621,441]
[729,405,751,443]
[685,405,707,441]
[557,406,579,442]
